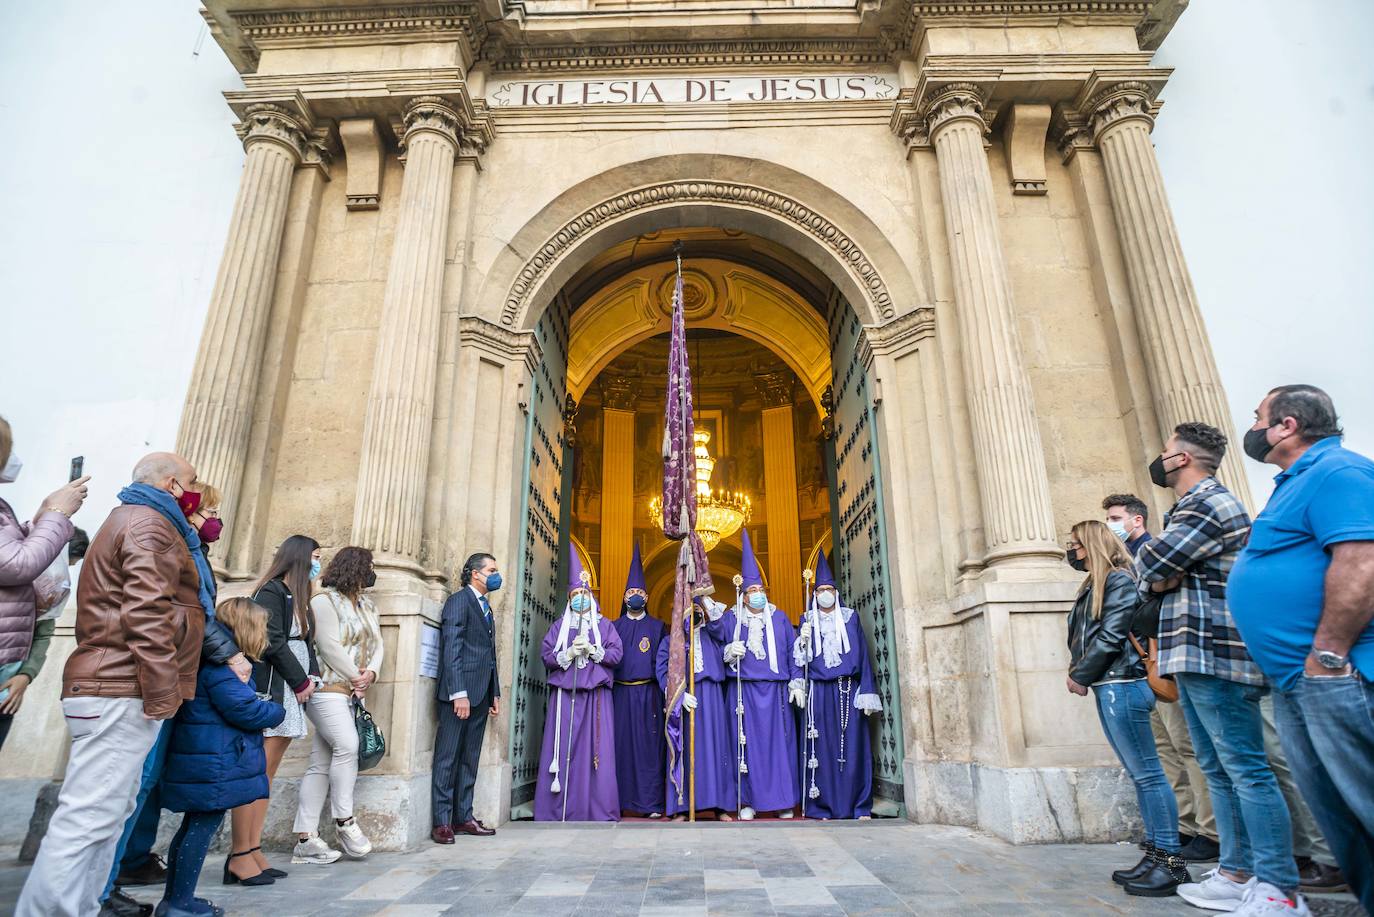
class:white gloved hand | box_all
[789,685,807,709]
[571,636,592,658]
[682,692,698,712]
[723,641,747,664]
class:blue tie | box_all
[481,596,492,627]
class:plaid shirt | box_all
[1134,477,1264,685]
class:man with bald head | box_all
[19,452,219,917]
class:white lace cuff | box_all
[705,600,726,622]
[788,678,806,694]
[590,645,606,664]
[556,649,573,670]
[792,639,814,669]
[855,692,883,714]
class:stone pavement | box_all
[0,822,1360,916]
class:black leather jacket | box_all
[1067,568,1146,686]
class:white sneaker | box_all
[1233,883,1310,916]
[291,834,343,865]
[778,811,794,819]
[1178,868,1257,912]
[738,806,756,821]
[335,819,373,859]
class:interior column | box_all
[598,376,639,614]
[757,373,804,621]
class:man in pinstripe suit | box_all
[431,552,502,843]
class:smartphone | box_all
[69,456,84,482]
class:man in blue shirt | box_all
[1229,384,1374,914]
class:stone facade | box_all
[0,0,1245,849]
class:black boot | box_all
[1123,850,1190,898]
[1113,845,1156,886]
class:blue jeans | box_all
[1273,672,1374,914]
[1093,680,1180,853]
[1176,673,1298,892]
[102,719,172,901]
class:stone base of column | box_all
[906,758,1142,845]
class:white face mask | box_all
[815,590,837,609]
[0,452,21,484]
[1107,520,1129,541]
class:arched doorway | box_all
[505,219,903,818]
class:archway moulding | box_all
[498,175,915,333]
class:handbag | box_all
[1129,632,1179,704]
[353,697,387,770]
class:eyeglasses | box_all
[1065,541,1082,552]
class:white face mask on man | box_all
[0,452,21,484]
[815,590,837,609]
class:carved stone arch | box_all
[476,155,925,334]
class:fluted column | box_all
[598,375,639,615]
[353,97,461,566]
[925,83,1060,565]
[757,373,804,620]
[178,104,306,537]
[1089,83,1251,502]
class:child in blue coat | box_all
[157,598,285,916]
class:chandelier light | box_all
[649,430,752,553]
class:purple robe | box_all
[656,616,737,815]
[796,608,880,819]
[534,613,624,822]
[707,605,801,813]
[611,613,667,814]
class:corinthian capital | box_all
[235,103,308,162]
[401,95,462,148]
[923,82,991,140]
[1088,81,1157,140]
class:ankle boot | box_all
[1123,850,1190,898]
[1113,845,1156,886]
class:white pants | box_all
[292,691,359,833]
[17,696,161,917]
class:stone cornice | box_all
[485,38,894,73]
[503,180,895,328]
[864,307,936,360]
[457,314,538,369]
[895,1,1155,55]
[216,3,487,72]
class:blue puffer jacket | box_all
[161,664,286,813]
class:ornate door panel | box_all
[508,299,570,808]
[827,298,904,805]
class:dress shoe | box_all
[100,889,153,917]
[1178,834,1222,863]
[1125,851,1191,898]
[1296,857,1349,894]
[222,851,275,886]
[1113,846,1156,886]
[453,819,496,837]
[431,824,456,844]
[117,853,168,887]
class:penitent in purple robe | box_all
[707,605,802,813]
[795,607,881,819]
[534,613,624,822]
[611,613,667,814]
[656,613,737,816]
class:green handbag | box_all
[353,697,386,771]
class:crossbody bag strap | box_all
[1127,632,1148,660]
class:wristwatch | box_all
[1313,649,1350,670]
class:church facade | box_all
[7,0,1252,850]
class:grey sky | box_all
[1,0,1370,527]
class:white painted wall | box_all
[1,0,1370,533]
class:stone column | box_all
[757,373,804,620]
[1088,83,1251,501]
[598,376,639,614]
[924,83,1060,565]
[178,104,306,537]
[353,96,462,568]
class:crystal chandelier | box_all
[649,430,752,553]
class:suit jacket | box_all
[437,586,499,708]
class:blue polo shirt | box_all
[1228,437,1374,690]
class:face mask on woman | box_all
[815,590,837,609]
[0,452,21,483]
[198,517,224,543]
[310,559,322,580]
[748,591,767,610]
[1066,552,1088,573]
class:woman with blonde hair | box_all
[291,546,383,864]
[1065,519,1186,898]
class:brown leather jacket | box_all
[63,505,206,719]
